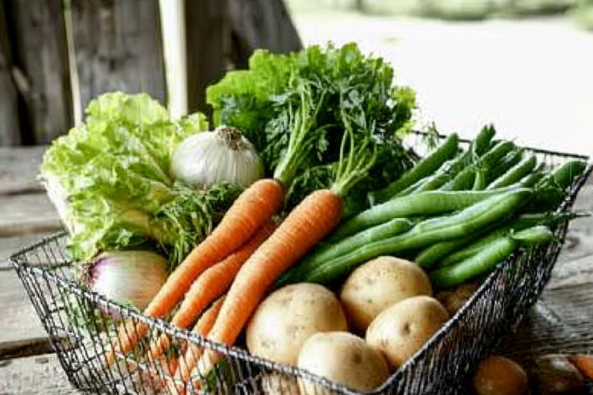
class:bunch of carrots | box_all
[105,90,379,394]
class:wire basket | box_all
[9,134,592,395]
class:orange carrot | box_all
[168,296,226,395]
[198,189,342,371]
[105,178,283,365]
[149,221,276,358]
[568,354,593,380]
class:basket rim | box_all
[7,138,593,395]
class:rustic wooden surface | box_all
[0,147,591,394]
[0,1,20,147]
[229,0,303,69]
[70,0,167,114]
[4,0,73,145]
[185,0,231,116]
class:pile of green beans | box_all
[276,127,588,290]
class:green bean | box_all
[430,237,518,289]
[527,159,588,212]
[329,187,521,241]
[441,169,475,191]
[275,218,413,287]
[472,170,487,190]
[517,163,545,188]
[485,149,524,185]
[441,140,517,191]
[438,213,568,267]
[368,133,460,205]
[429,225,553,289]
[549,159,588,190]
[304,189,531,284]
[396,159,457,197]
[487,153,537,190]
[472,125,497,158]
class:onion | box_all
[85,250,168,311]
[170,126,264,189]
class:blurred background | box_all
[0,0,591,155]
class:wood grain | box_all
[0,1,20,147]
[7,0,73,145]
[0,146,46,195]
[70,0,167,115]
[229,0,303,69]
[0,194,61,237]
[0,270,48,344]
[185,0,231,116]
[0,354,80,395]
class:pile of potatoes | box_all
[245,256,451,394]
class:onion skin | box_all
[87,250,168,311]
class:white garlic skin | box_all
[170,126,265,189]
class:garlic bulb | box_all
[170,126,265,188]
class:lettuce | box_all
[40,92,242,267]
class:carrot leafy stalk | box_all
[196,102,378,378]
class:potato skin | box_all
[297,331,390,394]
[472,356,529,395]
[366,295,449,370]
[246,283,348,366]
[340,256,432,334]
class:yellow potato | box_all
[366,295,449,370]
[246,283,348,366]
[340,256,432,334]
[297,331,390,394]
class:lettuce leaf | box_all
[40,92,242,267]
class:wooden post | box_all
[184,0,231,117]
[3,0,73,145]
[69,0,167,114]
[0,0,20,146]
[229,0,303,69]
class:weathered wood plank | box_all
[229,0,303,69]
[0,146,46,195]
[0,1,21,147]
[0,354,80,395]
[7,0,73,145]
[0,337,69,361]
[0,232,56,269]
[0,194,61,237]
[70,0,167,115]
[0,270,48,344]
[185,0,231,115]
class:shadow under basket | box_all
[10,133,593,395]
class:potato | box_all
[340,256,432,334]
[260,373,301,395]
[436,280,481,316]
[366,295,449,370]
[529,354,585,395]
[297,331,390,394]
[472,355,529,395]
[246,283,348,366]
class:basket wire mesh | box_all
[9,134,592,395]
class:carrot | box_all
[168,296,226,395]
[149,221,276,358]
[105,178,283,365]
[568,354,593,380]
[198,189,343,370]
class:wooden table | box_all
[0,146,592,394]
